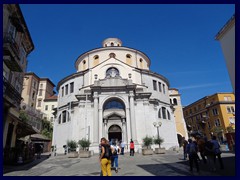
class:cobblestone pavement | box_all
[3,150,235,176]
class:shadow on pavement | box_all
[3,154,51,174]
[137,156,235,176]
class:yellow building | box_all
[183,93,235,142]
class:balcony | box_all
[3,33,22,72]
[3,76,22,108]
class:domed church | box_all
[53,38,179,153]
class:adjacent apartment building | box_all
[215,14,235,93]
[183,93,235,143]
[3,4,35,150]
[21,72,57,126]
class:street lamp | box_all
[153,121,162,139]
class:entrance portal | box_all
[108,125,122,142]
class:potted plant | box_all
[142,136,154,155]
[78,138,91,158]
[67,140,78,158]
[154,137,165,154]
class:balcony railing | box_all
[3,33,22,72]
[3,76,22,107]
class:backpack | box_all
[104,145,112,159]
[189,143,197,154]
[205,141,214,155]
[112,146,119,155]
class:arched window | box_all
[83,60,86,64]
[111,42,114,46]
[139,58,143,63]
[173,98,178,105]
[109,53,116,58]
[104,99,125,110]
[162,107,167,119]
[58,114,61,124]
[106,67,120,78]
[158,109,161,118]
[94,55,99,60]
[167,110,171,120]
[126,54,131,58]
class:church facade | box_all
[52,38,179,153]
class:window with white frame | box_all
[224,96,232,101]
[214,119,221,127]
[207,122,211,129]
[212,108,218,115]
[229,117,235,125]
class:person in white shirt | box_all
[110,141,121,173]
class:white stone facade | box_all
[53,38,179,154]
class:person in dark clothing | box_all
[186,139,199,172]
[182,137,188,160]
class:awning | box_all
[9,113,38,138]
[30,134,51,142]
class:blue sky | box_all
[20,4,234,106]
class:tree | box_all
[19,110,29,123]
[67,140,78,152]
[154,137,164,148]
[226,125,235,133]
[78,138,91,151]
[41,119,53,139]
[142,136,153,149]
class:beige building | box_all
[183,93,235,142]
[215,14,235,93]
[43,95,58,124]
[21,72,56,126]
[169,88,188,145]
[3,4,35,153]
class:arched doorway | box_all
[177,133,183,147]
[108,125,122,142]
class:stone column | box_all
[122,118,127,143]
[103,119,108,138]
[129,91,137,142]
[126,107,131,144]
[99,108,103,140]
[93,92,99,144]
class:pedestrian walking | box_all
[130,139,135,156]
[182,137,188,160]
[205,139,216,171]
[111,141,121,173]
[186,139,199,172]
[120,140,125,155]
[211,136,224,169]
[196,135,207,164]
[99,137,112,176]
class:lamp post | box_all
[153,121,162,139]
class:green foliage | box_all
[19,110,29,122]
[41,119,53,139]
[211,126,223,135]
[78,138,91,151]
[67,140,78,152]
[226,125,235,133]
[154,137,164,148]
[142,136,153,149]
